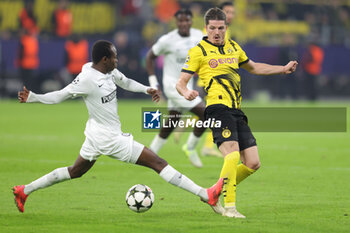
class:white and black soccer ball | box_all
[125,184,154,213]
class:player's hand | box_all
[155,84,163,96]
[183,89,199,101]
[283,61,298,74]
[18,86,30,103]
[147,88,161,103]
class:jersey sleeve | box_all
[26,88,72,104]
[111,69,149,94]
[65,73,92,98]
[152,35,168,56]
[235,42,249,66]
[181,46,202,74]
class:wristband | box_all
[148,75,159,88]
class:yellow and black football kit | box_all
[182,36,247,109]
[181,36,256,150]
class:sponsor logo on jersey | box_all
[209,59,218,68]
[101,89,117,103]
[209,57,238,68]
[143,110,161,129]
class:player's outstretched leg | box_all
[136,147,224,214]
[12,155,95,212]
[204,178,225,214]
[12,185,28,213]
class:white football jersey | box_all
[152,28,203,96]
[27,62,149,155]
[66,63,127,143]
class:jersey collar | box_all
[203,36,225,48]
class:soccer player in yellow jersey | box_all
[176,8,298,218]
[201,1,235,157]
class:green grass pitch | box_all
[0,99,349,233]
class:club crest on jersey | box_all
[227,48,234,54]
[101,89,116,104]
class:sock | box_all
[186,133,200,150]
[204,132,214,148]
[159,165,208,201]
[23,167,71,195]
[236,163,256,185]
[150,135,167,153]
[219,151,240,208]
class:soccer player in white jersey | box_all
[12,40,224,215]
[146,9,206,168]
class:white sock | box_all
[150,135,167,153]
[159,165,208,201]
[23,167,71,195]
[186,133,200,150]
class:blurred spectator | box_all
[113,30,147,92]
[220,1,235,24]
[52,0,73,38]
[17,29,39,92]
[278,34,298,99]
[64,35,88,80]
[155,0,180,23]
[19,0,39,36]
[301,42,324,101]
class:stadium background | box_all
[1,1,350,232]
[0,0,350,100]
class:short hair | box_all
[174,9,192,18]
[204,7,226,25]
[219,1,234,10]
[91,40,113,64]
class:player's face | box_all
[107,45,118,72]
[176,14,192,37]
[222,5,235,25]
[206,20,227,45]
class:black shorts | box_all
[204,104,257,150]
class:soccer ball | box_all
[125,184,154,213]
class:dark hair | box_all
[219,1,233,10]
[91,40,113,64]
[204,7,226,25]
[174,9,192,18]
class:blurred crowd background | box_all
[0,0,350,101]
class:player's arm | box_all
[112,70,160,103]
[176,72,199,101]
[18,86,72,104]
[241,60,298,75]
[145,49,161,90]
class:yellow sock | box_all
[236,163,256,185]
[219,151,240,207]
[204,132,214,148]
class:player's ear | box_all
[101,56,108,63]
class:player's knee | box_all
[250,161,261,171]
[68,166,84,179]
[154,157,168,173]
